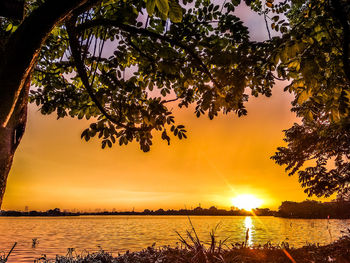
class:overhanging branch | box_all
[76,18,224,95]
[66,18,150,132]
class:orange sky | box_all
[2,82,330,212]
[1,4,332,212]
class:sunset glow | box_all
[2,87,315,212]
[231,194,263,211]
[1,6,332,212]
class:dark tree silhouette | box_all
[0,0,349,208]
[0,0,103,208]
[278,200,350,219]
[0,0,275,208]
[271,0,350,198]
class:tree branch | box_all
[271,73,286,81]
[263,7,271,40]
[66,18,150,132]
[162,98,179,104]
[76,19,224,95]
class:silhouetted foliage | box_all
[0,0,349,207]
[278,200,350,219]
[271,0,350,198]
[0,0,277,207]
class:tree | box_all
[0,0,274,208]
[0,0,102,208]
[271,0,350,198]
[0,0,348,209]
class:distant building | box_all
[24,206,29,212]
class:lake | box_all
[0,215,349,262]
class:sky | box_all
[3,85,326,212]
[1,3,332,212]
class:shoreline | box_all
[26,235,350,263]
[2,214,350,219]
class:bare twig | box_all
[162,98,179,104]
[263,10,272,40]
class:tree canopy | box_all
[10,0,274,153]
[0,0,349,205]
[270,0,350,198]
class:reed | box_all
[33,227,350,263]
[0,242,17,263]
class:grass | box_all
[30,229,350,263]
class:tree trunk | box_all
[0,0,96,127]
[0,128,16,209]
[0,80,29,209]
[0,0,100,209]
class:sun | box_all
[231,194,263,211]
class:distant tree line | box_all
[140,206,275,216]
[277,200,350,219]
[5,201,350,218]
[0,206,276,217]
[0,208,76,217]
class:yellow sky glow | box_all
[1,83,332,212]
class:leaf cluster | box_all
[3,0,349,197]
[27,0,275,152]
[271,0,350,197]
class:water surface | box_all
[0,215,349,262]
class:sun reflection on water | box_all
[244,216,253,246]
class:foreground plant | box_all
[34,230,350,263]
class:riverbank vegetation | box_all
[31,230,350,263]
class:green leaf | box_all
[146,0,156,16]
[272,15,279,22]
[330,108,340,122]
[5,24,12,32]
[161,89,167,96]
[168,0,182,23]
[155,0,169,16]
[305,110,314,122]
[297,89,311,104]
